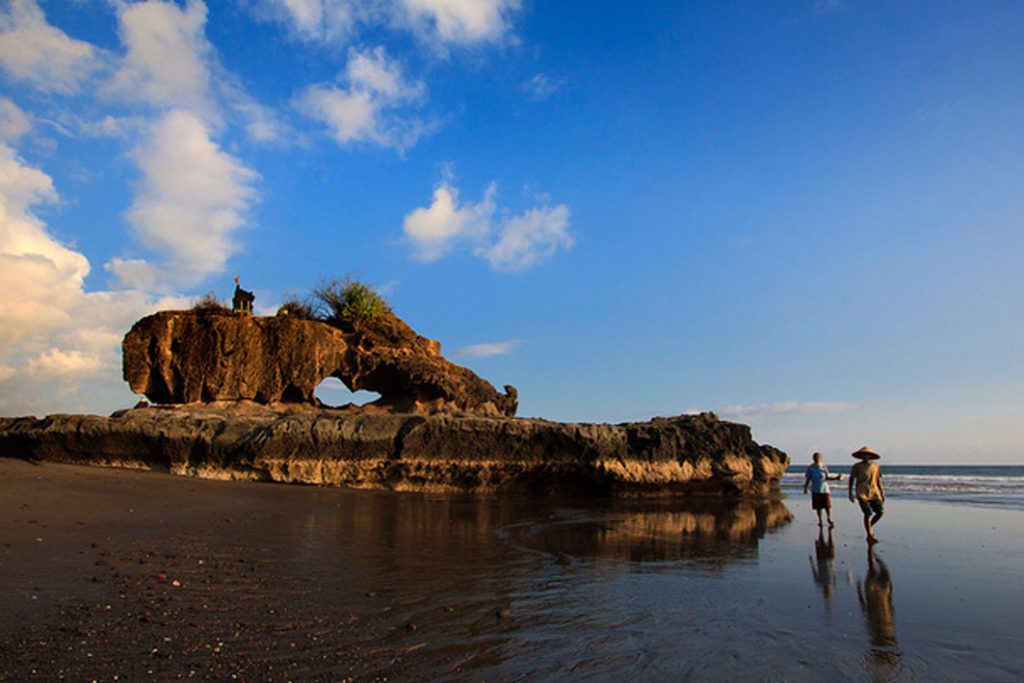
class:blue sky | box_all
[1,0,1022,463]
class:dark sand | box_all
[1,459,1021,681]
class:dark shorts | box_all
[858,498,884,516]
[811,493,831,510]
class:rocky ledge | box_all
[0,407,788,496]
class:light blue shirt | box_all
[805,464,831,494]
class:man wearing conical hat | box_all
[848,446,886,544]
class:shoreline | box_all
[2,460,1020,680]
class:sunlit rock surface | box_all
[0,407,788,496]
[122,310,518,417]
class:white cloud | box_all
[255,0,518,46]
[0,144,88,355]
[398,0,519,45]
[0,98,30,141]
[109,0,215,119]
[74,114,148,140]
[522,72,560,101]
[230,97,295,145]
[0,0,102,93]
[403,175,572,270]
[109,109,258,290]
[0,143,187,416]
[297,46,426,150]
[454,339,522,358]
[478,203,571,271]
[720,401,859,421]
[403,179,494,261]
[107,1,292,144]
[260,0,368,43]
[347,45,423,98]
[26,347,103,378]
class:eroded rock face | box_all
[122,310,518,416]
[0,408,789,496]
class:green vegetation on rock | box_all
[275,276,392,331]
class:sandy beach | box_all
[1,459,1021,681]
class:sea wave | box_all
[781,467,1024,511]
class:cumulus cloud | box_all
[398,0,519,45]
[297,46,426,150]
[108,109,258,290]
[258,0,367,43]
[0,145,87,352]
[403,176,572,271]
[0,0,102,93]
[0,98,30,141]
[256,0,518,46]
[0,143,186,415]
[720,401,859,421]
[403,179,494,261]
[109,0,215,118]
[26,347,103,378]
[453,339,522,358]
[478,204,571,271]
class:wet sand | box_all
[1,459,1021,681]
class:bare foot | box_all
[867,536,879,545]
[828,521,835,529]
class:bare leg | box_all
[826,509,835,528]
[862,510,876,543]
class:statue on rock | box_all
[232,275,255,314]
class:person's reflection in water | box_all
[857,546,903,681]
[809,527,836,610]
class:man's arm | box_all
[803,470,810,494]
[848,467,856,501]
[878,469,885,501]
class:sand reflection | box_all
[858,547,903,681]
[505,498,794,565]
[809,528,837,608]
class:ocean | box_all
[783,464,1024,510]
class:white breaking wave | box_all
[781,468,1024,510]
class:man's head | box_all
[813,452,823,464]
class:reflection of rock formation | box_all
[858,548,902,680]
[505,499,793,564]
[0,407,789,495]
[810,528,837,606]
[122,310,518,417]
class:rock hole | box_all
[315,377,381,408]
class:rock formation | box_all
[122,309,518,417]
[0,301,793,497]
[0,407,788,495]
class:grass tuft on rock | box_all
[276,297,316,319]
[191,291,230,314]
[312,277,392,328]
